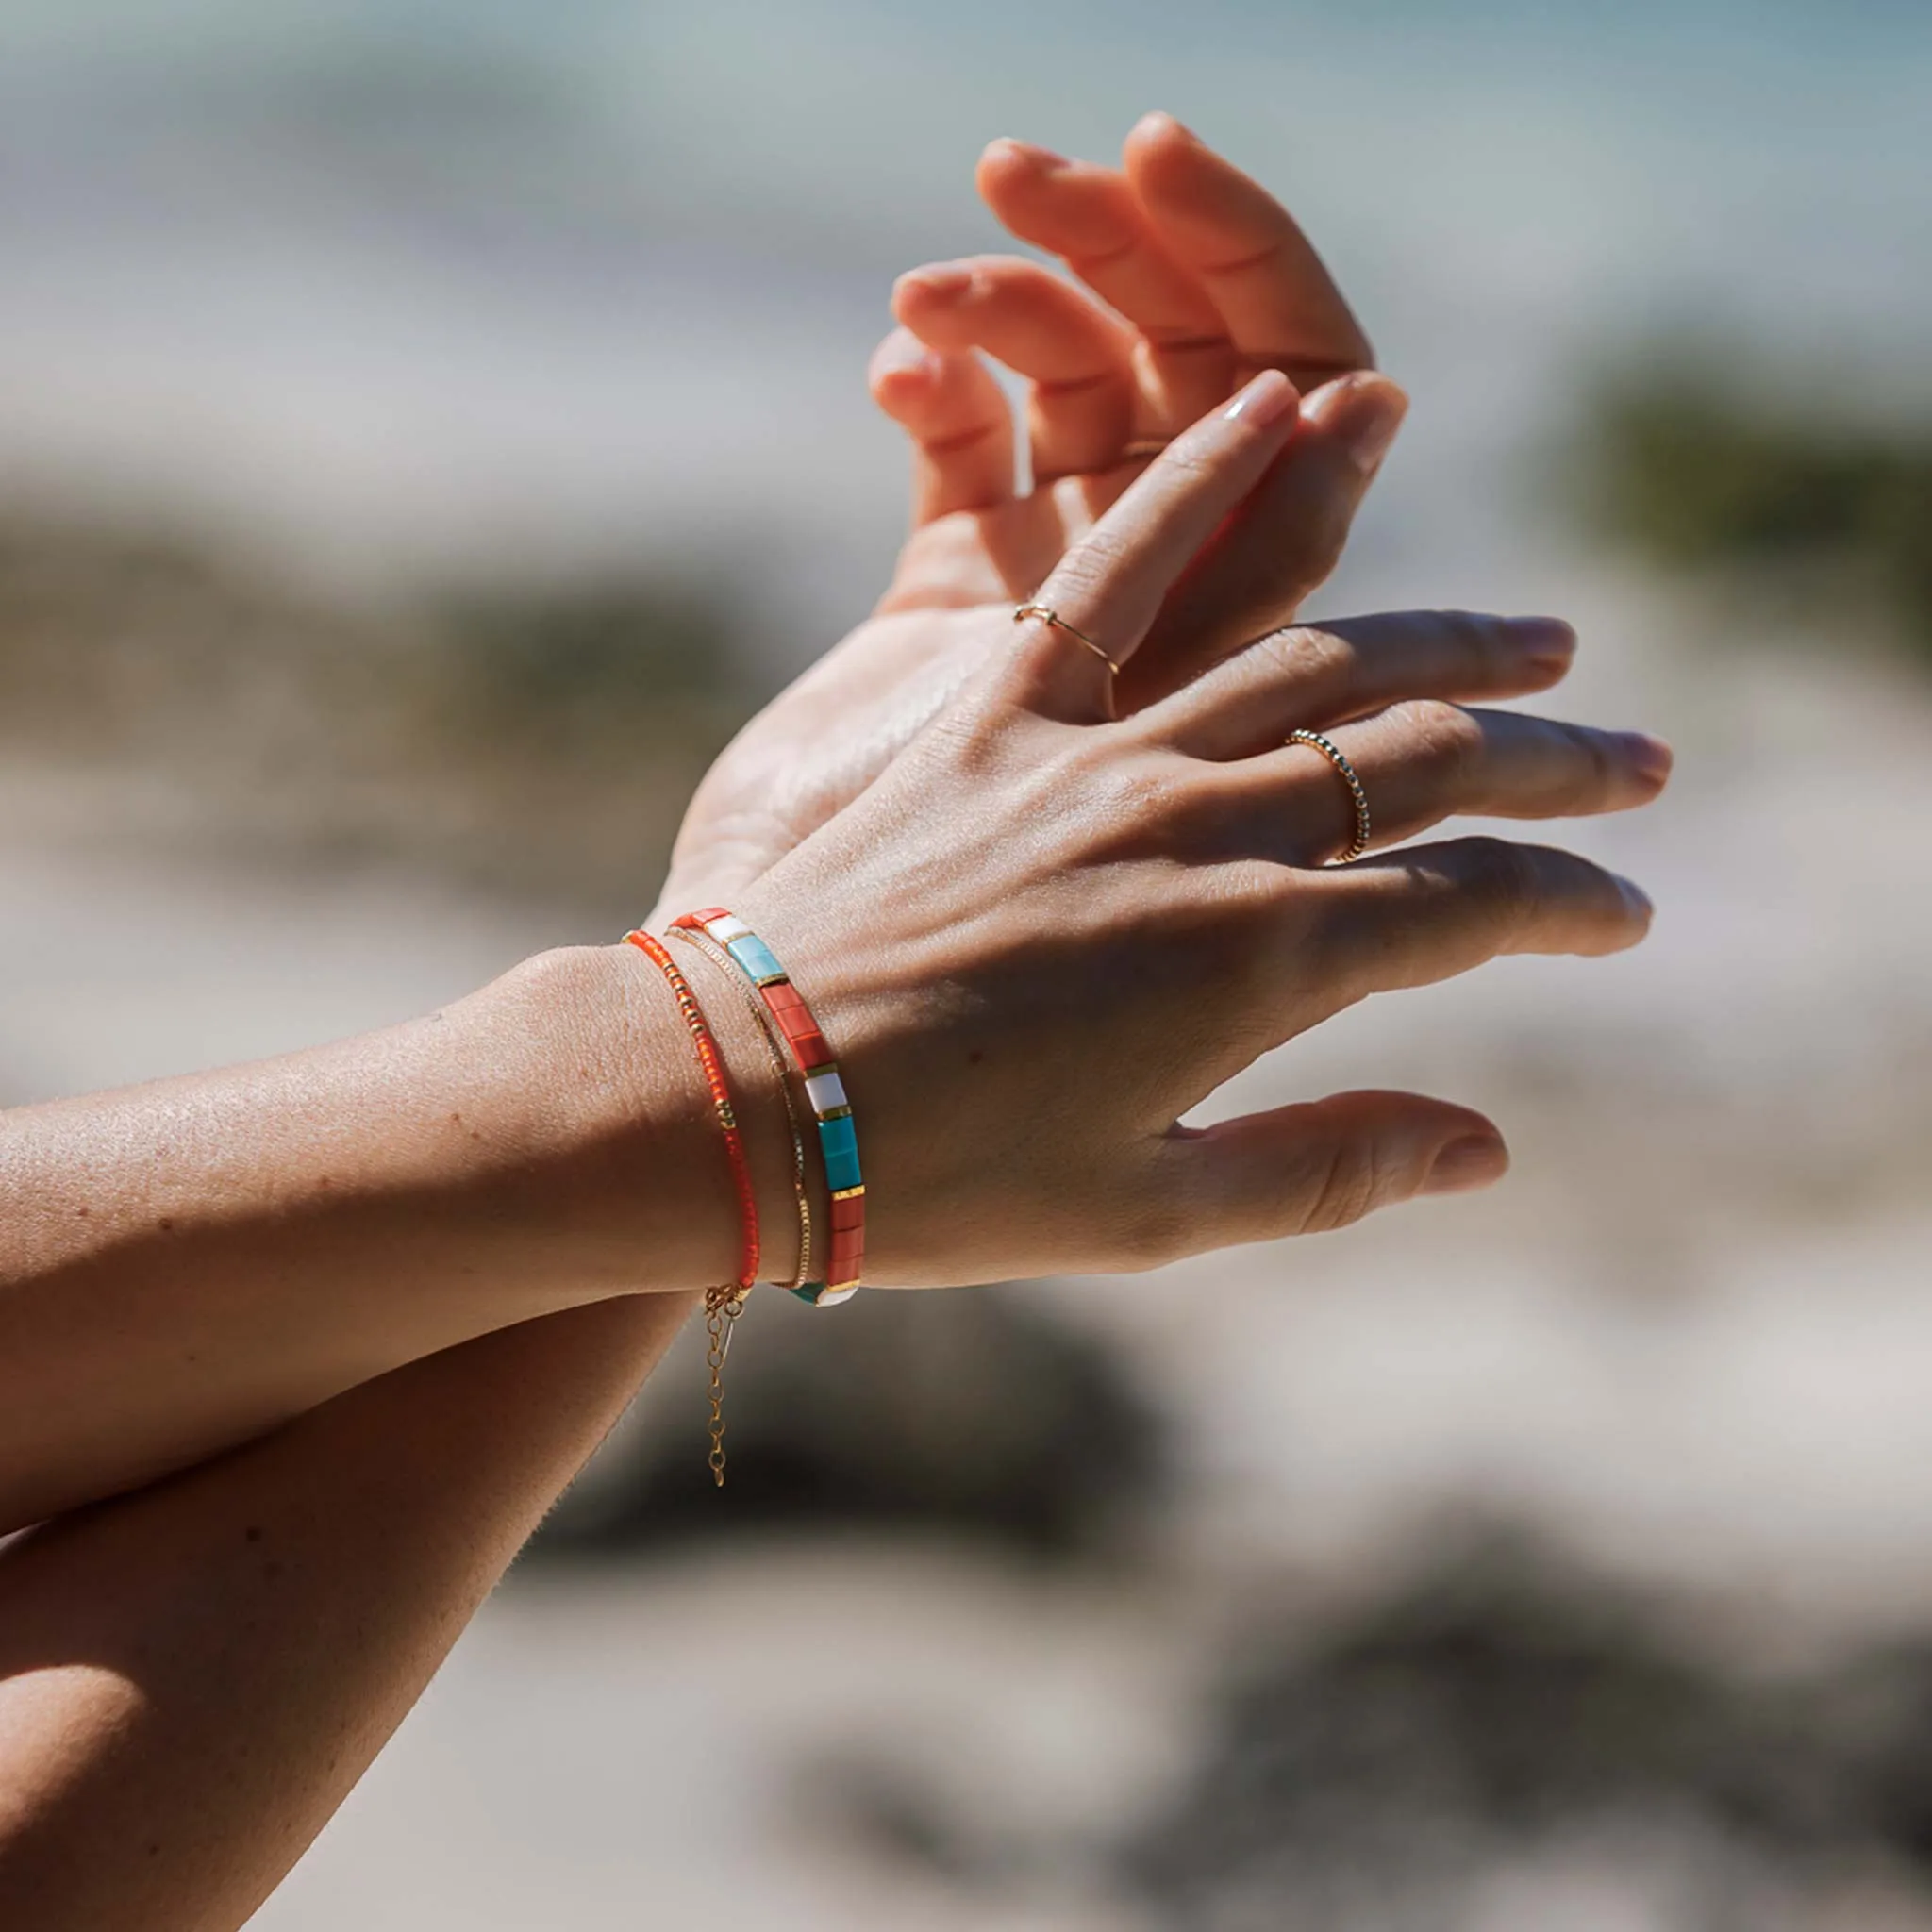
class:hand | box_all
[658,115,1399,913]
[874,111,1398,691]
[723,374,1669,1285]
[0,379,1665,1525]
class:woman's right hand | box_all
[724,371,1669,1286]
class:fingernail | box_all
[991,136,1068,167]
[1423,1135,1509,1195]
[1504,616,1576,671]
[896,263,974,304]
[1620,732,1674,784]
[1615,873,1656,923]
[1224,368,1297,428]
[1136,109,1197,142]
[871,331,936,378]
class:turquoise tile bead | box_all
[818,1114,861,1192]
[727,933,785,982]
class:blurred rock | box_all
[1123,1531,1932,1928]
[528,1287,1171,1561]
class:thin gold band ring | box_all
[1012,602,1120,676]
[1287,728,1373,863]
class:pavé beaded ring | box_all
[1286,727,1374,864]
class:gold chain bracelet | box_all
[672,924,814,1292]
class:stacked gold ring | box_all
[1287,728,1373,863]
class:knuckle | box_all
[929,681,1018,774]
[1259,623,1351,693]
[1218,862,1330,1002]
[1291,1135,1388,1236]
[1390,698,1482,781]
[1461,835,1545,930]
[1442,608,1510,676]
[1558,719,1617,795]
[1153,439,1218,486]
[1049,533,1128,607]
[1092,753,1194,848]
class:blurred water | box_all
[0,0,1924,627]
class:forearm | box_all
[0,941,773,1530]
[0,1288,695,1932]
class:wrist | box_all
[481,942,759,1298]
[649,923,817,1293]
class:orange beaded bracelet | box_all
[625,927,758,1487]
[625,929,759,1292]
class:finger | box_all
[867,327,1016,523]
[1124,112,1374,387]
[976,137,1237,426]
[1125,374,1409,705]
[892,257,1137,483]
[1150,1090,1507,1257]
[1141,609,1579,759]
[1289,838,1655,1019]
[1258,704,1674,866]
[1008,370,1300,724]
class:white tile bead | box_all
[706,914,752,943]
[804,1069,848,1114]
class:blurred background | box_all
[2,1,1929,1925]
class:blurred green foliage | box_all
[1576,350,1932,658]
[437,581,738,737]
[0,516,756,908]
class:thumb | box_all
[1160,1088,1507,1250]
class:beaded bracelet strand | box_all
[670,909,865,1305]
[670,922,815,1295]
[624,928,758,1486]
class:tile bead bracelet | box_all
[671,909,865,1306]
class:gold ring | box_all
[1287,728,1372,863]
[1012,603,1119,676]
